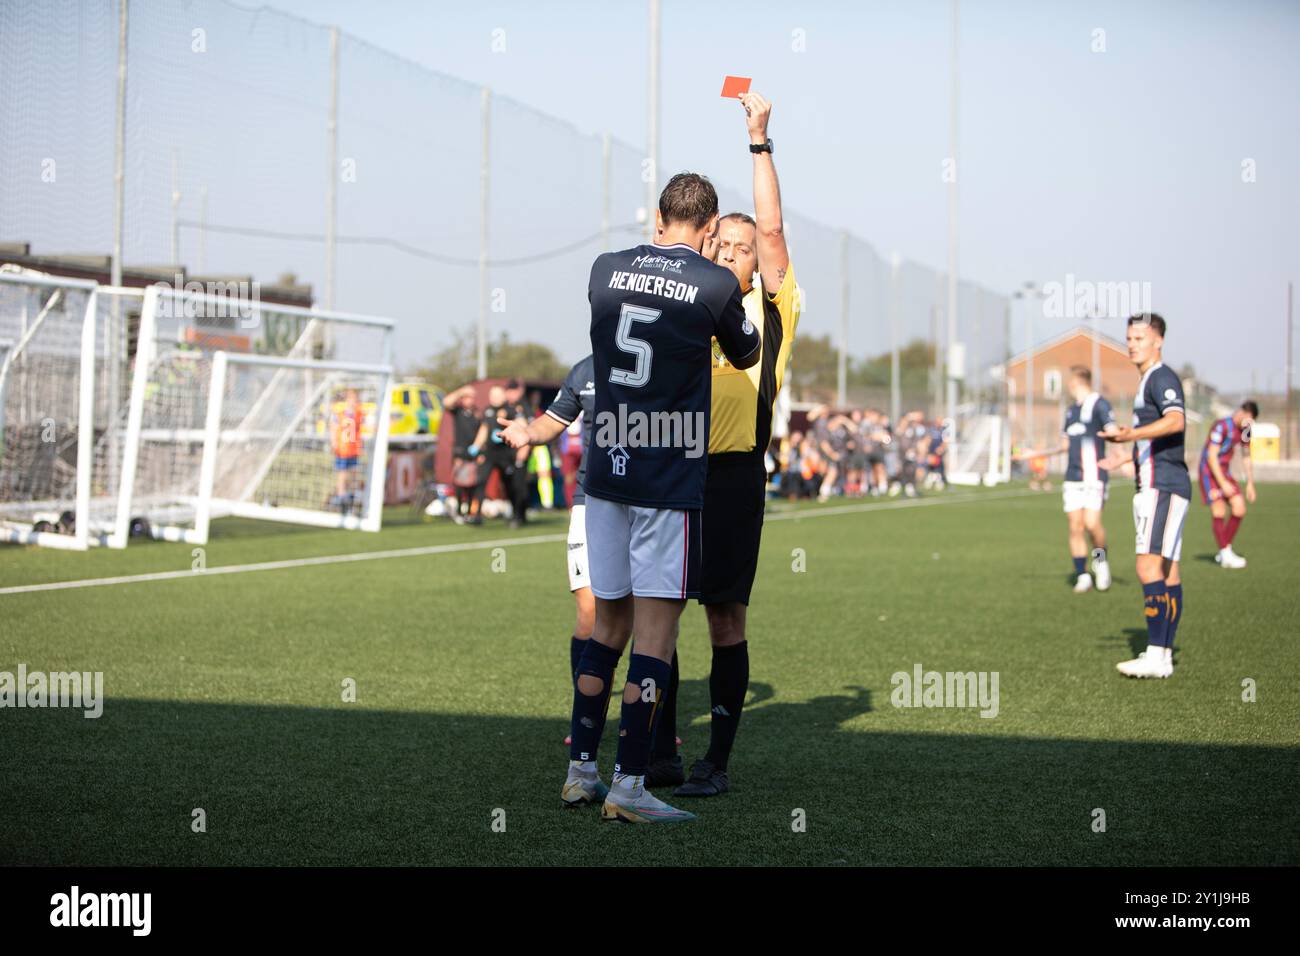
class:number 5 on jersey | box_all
[609,303,661,388]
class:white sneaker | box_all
[1116,647,1174,679]
[1073,572,1094,593]
[1092,556,1112,591]
[1220,546,1247,569]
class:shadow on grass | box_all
[1,690,1292,867]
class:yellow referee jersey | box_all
[708,264,801,454]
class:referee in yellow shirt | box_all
[648,90,800,797]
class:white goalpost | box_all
[0,272,118,550]
[0,275,396,550]
[110,286,395,546]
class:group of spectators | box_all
[773,405,948,501]
[442,379,577,526]
[438,383,951,523]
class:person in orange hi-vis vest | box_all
[330,388,364,511]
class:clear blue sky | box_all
[262,0,1300,393]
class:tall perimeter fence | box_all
[0,0,1012,427]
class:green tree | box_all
[410,327,570,387]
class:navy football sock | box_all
[569,639,620,762]
[614,654,672,778]
[1072,556,1086,576]
[569,636,584,678]
[649,651,679,760]
[1166,583,1183,648]
[1142,581,1170,649]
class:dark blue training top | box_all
[1131,362,1190,497]
[1063,393,1114,483]
[583,242,760,510]
[545,354,596,506]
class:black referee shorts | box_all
[699,450,768,606]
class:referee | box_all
[648,90,800,797]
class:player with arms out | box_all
[1103,314,1190,679]
[524,173,760,823]
[1013,366,1116,593]
[1198,400,1258,569]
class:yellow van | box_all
[389,382,443,437]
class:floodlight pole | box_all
[646,0,660,241]
[326,26,339,310]
[601,132,612,252]
[838,231,849,408]
[110,0,128,486]
[478,86,491,380]
[890,252,901,424]
[945,0,960,426]
[1287,280,1294,459]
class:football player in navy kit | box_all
[1104,315,1190,679]
[498,355,596,698]
[507,173,760,823]
[1014,366,1117,592]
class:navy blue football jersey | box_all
[1063,393,1114,483]
[583,242,760,509]
[1131,363,1190,496]
[544,354,596,506]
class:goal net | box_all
[113,286,394,544]
[0,272,130,549]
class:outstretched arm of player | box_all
[1107,409,1184,444]
[1012,441,1069,462]
[739,92,789,294]
[496,411,564,451]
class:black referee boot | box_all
[644,753,685,788]
[673,759,730,798]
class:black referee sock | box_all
[649,651,680,760]
[704,641,749,772]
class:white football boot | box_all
[1116,647,1174,679]
[1092,551,1112,591]
[601,774,696,824]
[1073,572,1094,593]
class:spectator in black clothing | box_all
[443,386,486,524]
[471,384,532,528]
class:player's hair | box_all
[719,211,757,231]
[1068,365,1091,385]
[659,172,719,229]
[1127,312,1167,337]
[1241,400,1260,418]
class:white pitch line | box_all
[0,487,1036,597]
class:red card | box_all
[720,75,751,98]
